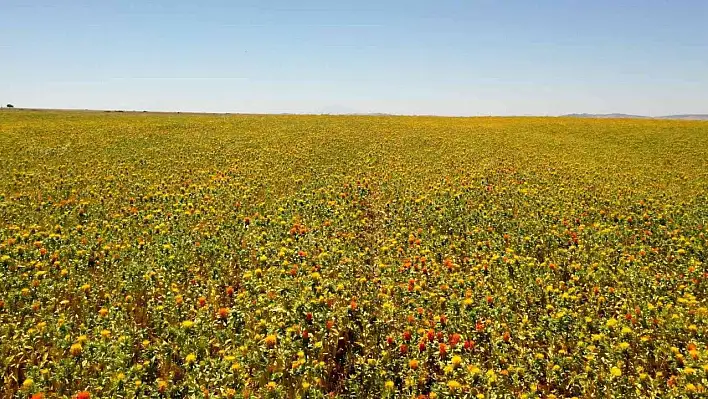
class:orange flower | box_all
[400,344,408,354]
[76,392,90,399]
[449,333,461,347]
[464,340,475,351]
[225,286,234,296]
[264,334,277,348]
[217,307,229,320]
[439,343,447,357]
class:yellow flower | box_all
[486,369,498,383]
[618,342,630,351]
[447,380,461,391]
[70,343,83,356]
[384,380,394,390]
[181,320,194,329]
[610,366,622,377]
[185,353,197,364]
[606,318,618,328]
[101,329,111,339]
[467,365,481,375]
[302,381,311,390]
[451,355,462,368]
[21,378,33,390]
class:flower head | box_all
[264,334,277,348]
[185,353,197,364]
[70,343,83,357]
[447,380,461,391]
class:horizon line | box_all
[1,106,707,120]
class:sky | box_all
[1,0,707,116]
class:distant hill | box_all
[564,113,708,120]
[657,115,708,121]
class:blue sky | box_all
[1,0,706,115]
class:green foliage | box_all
[0,110,707,398]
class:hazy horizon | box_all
[2,1,707,116]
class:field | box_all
[1,110,707,398]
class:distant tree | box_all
[6,104,14,108]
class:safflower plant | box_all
[0,110,707,398]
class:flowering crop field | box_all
[1,110,707,399]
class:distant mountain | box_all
[657,115,708,121]
[564,113,649,119]
[564,113,708,120]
